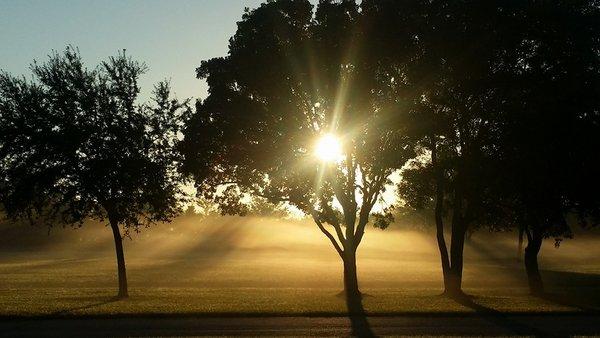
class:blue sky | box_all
[0,0,272,101]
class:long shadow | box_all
[463,240,600,333]
[51,296,121,316]
[133,219,245,279]
[465,237,527,284]
[345,293,375,337]
[538,270,600,312]
[449,293,550,337]
[468,237,600,310]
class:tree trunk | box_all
[431,135,451,291]
[446,217,467,296]
[524,229,544,295]
[343,250,360,298]
[517,225,524,261]
[436,225,451,291]
[109,218,128,298]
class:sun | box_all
[315,134,343,162]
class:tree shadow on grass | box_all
[51,296,121,316]
[450,293,549,337]
[538,270,600,312]
[344,293,376,337]
[467,238,600,312]
[133,219,246,280]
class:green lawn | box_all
[1,217,599,317]
[0,287,582,317]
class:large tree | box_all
[364,0,514,296]
[491,0,600,295]
[386,0,600,296]
[180,0,414,298]
[0,48,188,298]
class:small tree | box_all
[180,0,414,298]
[0,47,188,298]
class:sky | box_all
[0,0,273,102]
[0,0,400,213]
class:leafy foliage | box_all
[180,0,415,257]
[0,47,189,231]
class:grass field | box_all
[1,216,599,316]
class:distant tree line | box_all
[1,0,599,301]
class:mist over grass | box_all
[1,215,600,316]
[2,215,600,289]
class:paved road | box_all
[2,314,600,337]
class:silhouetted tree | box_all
[180,0,413,298]
[0,47,188,298]
[389,0,600,297]
[363,0,514,296]
[490,0,600,295]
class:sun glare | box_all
[315,134,343,162]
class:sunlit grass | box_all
[1,216,600,316]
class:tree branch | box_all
[320,203,347,247]
[354,170,388,247]
[311,211,344,258]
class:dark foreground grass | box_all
[0,287,586,317]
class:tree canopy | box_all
[180,0,415,297]
[392,0,600,295]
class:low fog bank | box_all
[1,215,599,290]
[1,215,599,259]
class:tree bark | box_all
[524,228,544,295]
[436,223,451,291]
[431,136,451,290]
[343,249,361,298]
[109,217,128,298]
[446,222,467,296]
